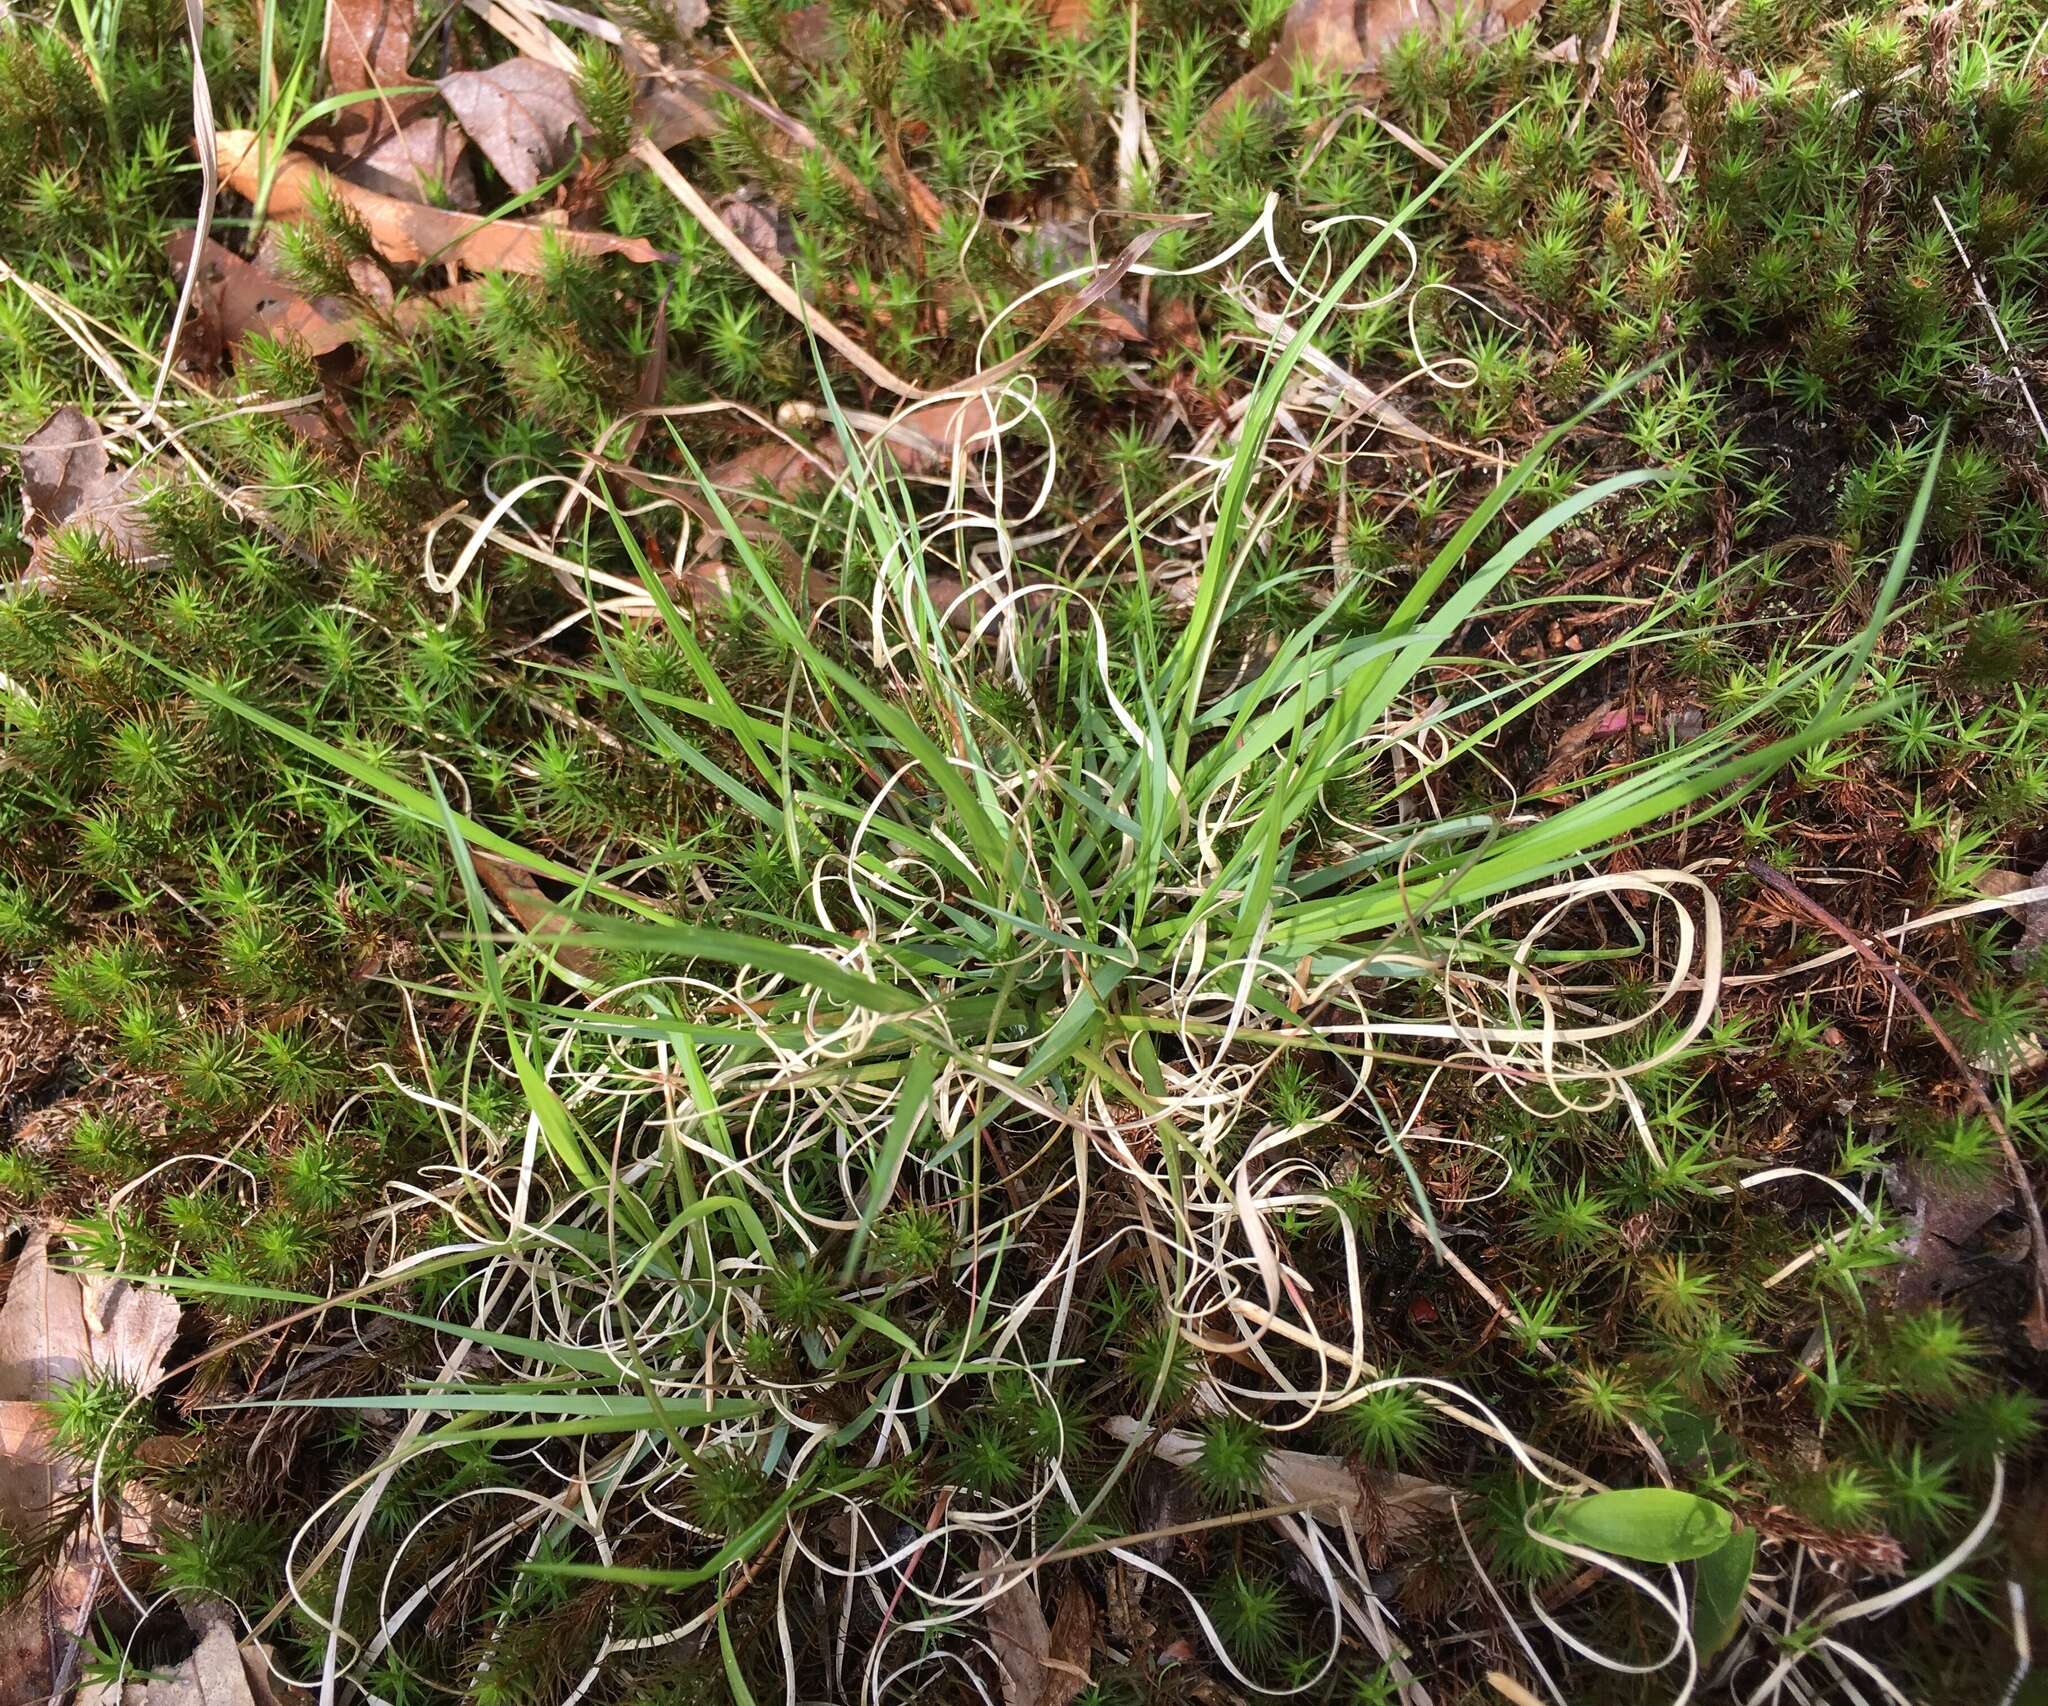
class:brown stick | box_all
[1746,860,2048,1346]
[964,1496,1339,1579]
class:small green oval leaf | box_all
[1691,1527,1758,1658]
[1548,1488,1734,1564]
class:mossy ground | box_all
[2,0,2047,1701]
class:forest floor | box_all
[2,1,2047,1703]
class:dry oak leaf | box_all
[617,32,722,152]
[872,393,1004,475]
[150,1615,259,1706]
[0,1230,182,1703]
[15,407,156,575]
[325,0,413,92]
[637,76,722,150]
[0,1227,181,1463]
[1039,0,1093,35]
[977,1544,1094,1706]
[701,395,1003,514]
[1209,0,1545,122]
[474,853,605,982]
[335,109,480,207]
[321,0,419,152]
[167,232,359,359]
[672,435,840,603]
[217,129,663,275]
[302,0,467,202]
[19,407,123,534]
[778,4,840,66]
[768,393,1004,478]
[714,192,790,272]
[703,438,837,509]
[440,59,586,195]
[1889,1161,2014,1309]
[968,0,1089,37]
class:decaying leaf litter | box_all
[0,1232,178,1701]
[4,0,2048,1700]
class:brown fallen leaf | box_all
[671,435,841,603]
[979,1542,1053,1706]
[0,1236,181,1398]
[607,13,740,156]
[166,232,359,360]
[714,191,790,272]
[475,854,605,981]
[322,0,418,153]
[675,398,1009,603]
[148,1609,252,1706]
[1207,0,1545,125]
[303,0,469,195]
[218,129,663,275]
[871,394,1003,476]
[1983,860,2048,964]
[1889,1162,2014,1308]
[1027,220,1148,342]
[332,110,480,207]
[760,392,1001,478]
[14,408,156,574]
[325,0,412,93]
[20,407,119,534]
[1038,1581,1095,1706]
[440,59,586,195]
[704,439,836,508]
[0,1230,182,1702]
[626,52,722,151]
[978,1544,1093,1706]
[1105,1416,1450,1551]
[628,399,1007,607]
[392,280,489,329]
[778,4,840,66]
[1151,295,1202,353]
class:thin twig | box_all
[1746,860,2048,1345]
[1932,195,2048,451]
